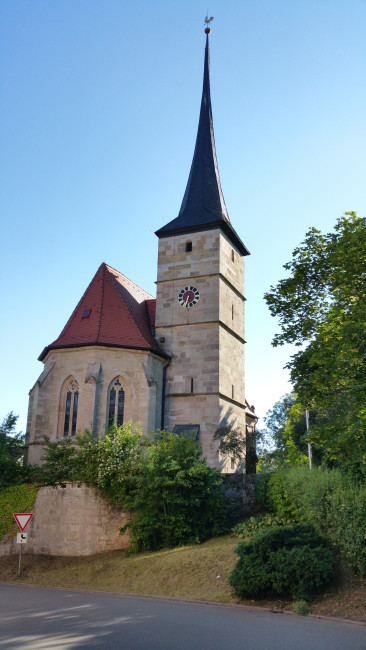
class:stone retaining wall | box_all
[0,483,131,556]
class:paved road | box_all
[0,583,365,649]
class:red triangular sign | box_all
[13,513,34,532]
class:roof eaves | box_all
[156,220,250,256]
[38,341,170,362]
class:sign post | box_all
[13,513,33,577]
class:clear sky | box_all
[1,0,365,434]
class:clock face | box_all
[178,286,200,308]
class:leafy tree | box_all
[264,213,366,476]
[124,431,228,551]
[34,436,79,483]
[0,412,29,486]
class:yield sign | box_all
[13,513,34,532]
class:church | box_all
[26,28,256,472]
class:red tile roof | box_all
[39,263,166,360]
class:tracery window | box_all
[63,378,79,436]
[108,377,125,427]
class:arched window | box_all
[63,378,79,437]
[108,377,125,427]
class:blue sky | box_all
[1,0,365,434]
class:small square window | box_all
[186,241,192,252]
[82,309,91,319]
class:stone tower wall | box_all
[155,228,246,471]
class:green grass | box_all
[1,534,365,623]
[0,535,239,603]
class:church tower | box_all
[155,29,250,470]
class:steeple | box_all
[156,29,249,256]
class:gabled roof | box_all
[155,33,249,257]
[39,263,167,361]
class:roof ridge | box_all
[109,272,158,349]
[96,262,105,342]
[105,263,155,300]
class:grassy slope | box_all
[0,535,365,621]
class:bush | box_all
[229,523,335,600]
[124,431,228,551]
[259,466,366,575]
[34,437,80,483]
[232,513,293,539]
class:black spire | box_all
[156,32,249,256]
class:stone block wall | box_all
[0,483,131,556]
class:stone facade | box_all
[0,483,131,556]
[27,346,165,465]
[155,229,246,471]
[26,34,255,473]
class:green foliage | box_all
[264,213,366,476]
[79,423,146,506]
[35,436,80,483]
[0,484,37,540]
[0,413,30,487]
[37,424,228,552]
[232,513,293,539]
[123,431,228,551]
[293,600,311,616]
[229,523,335,600]
[261,467,366,575]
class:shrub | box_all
[229,523,335,600]
[124,431,228,551]
[259,466,366,575]
[34,436,80,484]
[232,513,294,539]
[79,423,146,506]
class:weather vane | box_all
[204,15,214,34]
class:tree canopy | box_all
[0,412,29,486]
[264,213,366,476]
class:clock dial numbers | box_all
[178,286,200,308]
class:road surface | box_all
[0,583,365,649]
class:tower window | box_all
[186,241,192,252]
[191,378,194,393]
[108,377,125,427]
[232,304,234,320]
[232,385,234,399]
[63,378,79,436]
[231,249,235,262]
